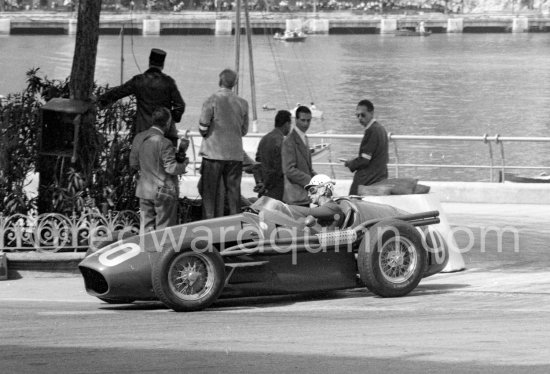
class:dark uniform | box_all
[347,121,389,195]
[98,50,185,142]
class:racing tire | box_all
[357,219,426,297]
[152,248,225,312]
[98,297,135,304]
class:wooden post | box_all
[120,24,125,85]
[234,0,241,95]
[243,0,258,132]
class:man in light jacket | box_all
[130,107,188,231]
[198,68,249,219]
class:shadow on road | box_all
[99,289,375,312]
[1,344,548,374]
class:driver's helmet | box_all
[304,174,335,197]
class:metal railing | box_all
[182,131,550,182]
[386,134,550,182]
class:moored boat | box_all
[310,141,330,161]
[274,30,307,42]
[291,102,324,119]
[500,172,550,183]
[395,29,432,36]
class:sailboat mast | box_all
[234,0,241,95]
[120,24,124,84]
[243,0,258,132]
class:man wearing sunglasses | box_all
[343,99,389,195]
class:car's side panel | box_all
[222,249,359,297]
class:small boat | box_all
[262,104,276,111]
[500,172,550,183]
[395,29,432,37]
[274,31,307,42]
[291,102,323,119]
[310,142,330,161]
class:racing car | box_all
[79,196,449,312]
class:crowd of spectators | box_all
[0,0,470,14]
[2,0,543,18]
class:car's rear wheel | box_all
[358,219,426,297]
[152,248,225,312]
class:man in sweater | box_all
[344,99,389,195]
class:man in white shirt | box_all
[281,106,316,206]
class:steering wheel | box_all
[280,202,296,220]
[242,205,259,214]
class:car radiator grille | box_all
[79,267,108,294]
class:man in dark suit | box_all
[344,99,389,195]
[198,68,249,219]
[98,48,186,144]
[129,107,188,232]
[282,106,316,206]
[256,110,292,201]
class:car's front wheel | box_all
[152,248,225,312]
[358,219,426,297]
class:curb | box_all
[4,252,85,279]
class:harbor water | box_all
[1,32,549,181]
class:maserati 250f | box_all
[79,196,449,312]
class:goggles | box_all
[307,186,319,194]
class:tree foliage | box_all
[0,68,139,217]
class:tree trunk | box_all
[36,0,103,213]
[69,0,102,101]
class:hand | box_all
[177,156,189,169]
[175,144,188,162]
[253,183,266,195]
[178,137,190,154]
[339,158,349,168]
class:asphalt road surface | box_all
[1,203,550,373]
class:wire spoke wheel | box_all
[152,248,225,312]
[378,236,418,284]
[358,219,426,298]
[168,253,215,301]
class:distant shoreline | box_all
[1,9,549,19]
[1,10,549,35]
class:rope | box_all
[289,42,316,106]
[261,13,291,109]
[129,5,141,73]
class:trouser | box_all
[200,158,242,219]
[139,196,178,233]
